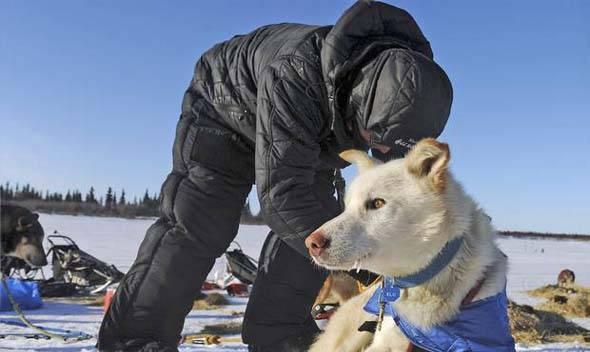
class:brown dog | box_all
[1,205,47,271]
[314,272,361,307]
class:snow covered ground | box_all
[1,213,589,351]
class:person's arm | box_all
[255,57,340,257]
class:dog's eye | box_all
[367,198,386,210]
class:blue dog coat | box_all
[364,287,515,352]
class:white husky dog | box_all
[306,139,513,352]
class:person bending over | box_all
[98,2,453,351]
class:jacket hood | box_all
[349,48,453,158]
[321,1,452,157]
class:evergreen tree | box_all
[119,190,126,206]
[86,187,96,203]
[72,190,82,203]
[1,182,11,200]
[105,187,113,209]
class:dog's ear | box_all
[405,138,450,193]
[339,150,378,173]
[16,216,35,232]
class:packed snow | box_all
[1,213,589,351]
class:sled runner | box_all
[46,232,124,294]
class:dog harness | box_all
[363,288,515,351]
[361,236,515,351]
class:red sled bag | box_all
[226,283,249,297]
[201,281,220,291]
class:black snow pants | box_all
[97,103,328,351]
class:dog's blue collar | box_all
[372,236,465,332]
[387,236,464,290]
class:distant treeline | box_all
[8,183,587,234]
[498,230,590,241]
[1,182,160,217]
[1,182,264,223]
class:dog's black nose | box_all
[305,230,330,257]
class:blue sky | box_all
[1,1,589,233]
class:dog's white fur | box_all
[309,139,508,352]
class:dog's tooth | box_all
[354,259,361,273]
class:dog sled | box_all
[2,231,124,295]
[224,241,258,285]
[45,232,124,294]
[201,241,258,296]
